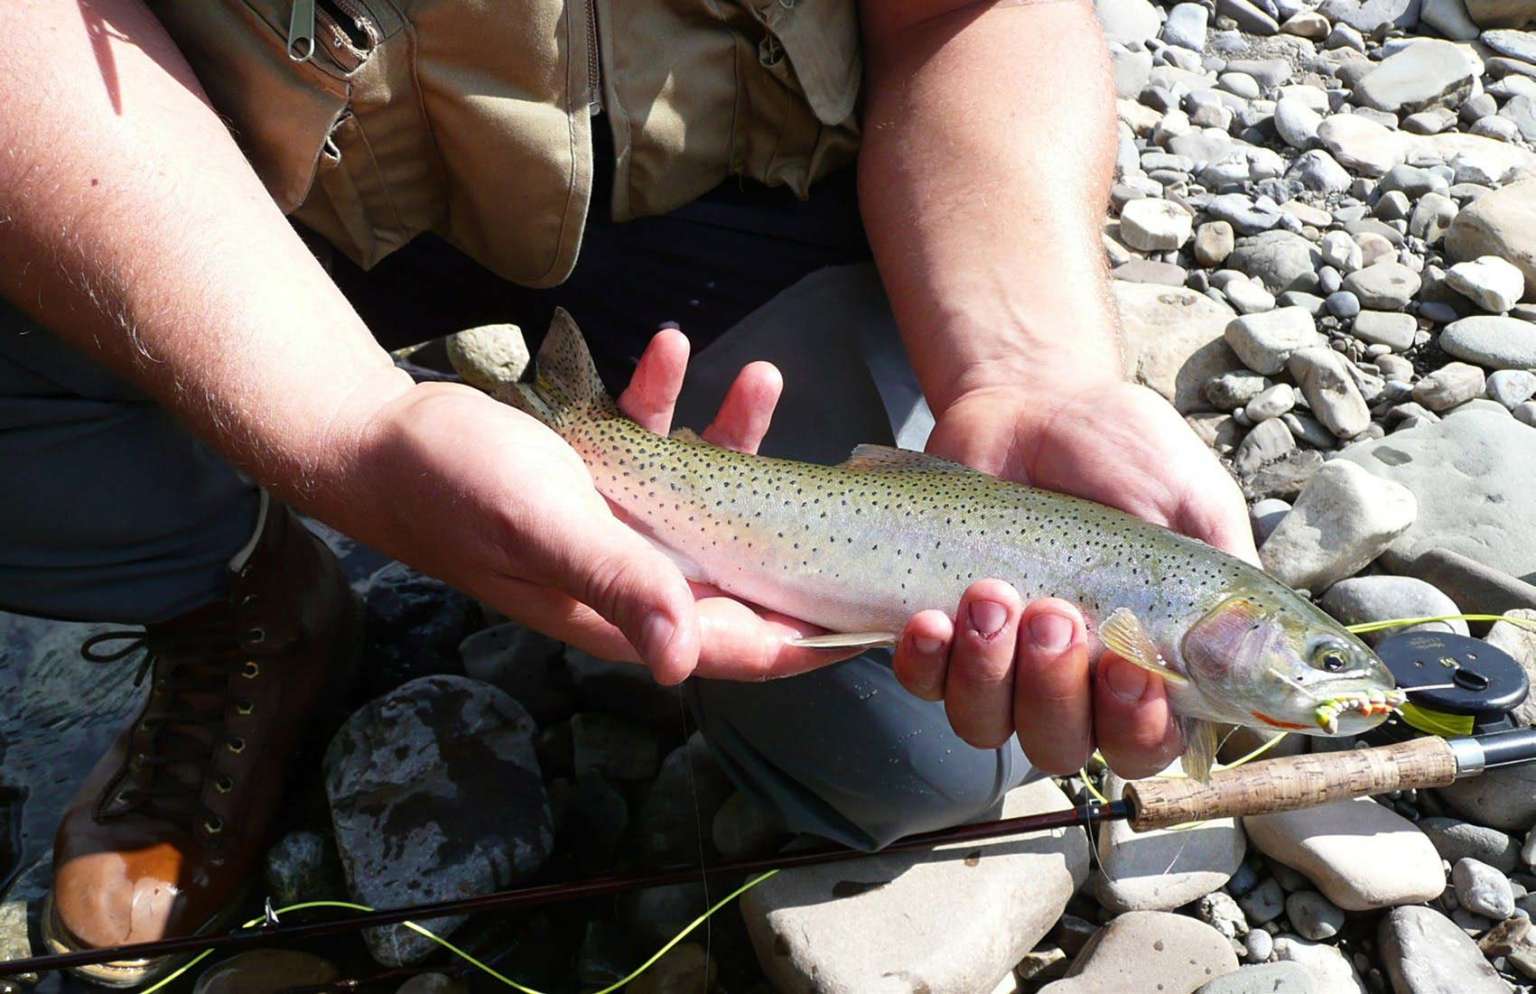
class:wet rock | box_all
[632,733,734,863]
[563,647,681,728]
[713,789,788,859]
[1270,935,1366,993]
[1378,905,1511,994]
[325,675,553,965]
[1418,816,1521,870]
[1440,315,1536,370]
[1339,409,1536,584]
[571,712,661,782]
[550,775,628,875]
[1455,857,1517,918]
[1115,281,1246,414]
[458,623,572,725]
[743,779,1088,994]
[264,830,346,906]
[1319,575,1466,645]
[1445,178,1536,299]
[1039,911,1240,994]
[1244,797,1446,909]
[1195,962,1316,993]
[190,950,339,994]
[626,943,718,994]
[1093,768,1247,912]
[361,563,476,697]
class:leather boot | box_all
[43,496,361,987]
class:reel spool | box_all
[1366,631,1530,741]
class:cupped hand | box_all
[893,378,1258,779]
[344,329,852,686]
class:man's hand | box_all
[888,378,1258,779]
[343,329,850,686]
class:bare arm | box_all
[858,0,1123,415]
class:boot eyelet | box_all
[244,627,266,646]
[204,816,223,835]
[240,594,259,609]
[241,660,261,679]
[227,736,246,755]
[215,776,234,794]
[235,699,254,717]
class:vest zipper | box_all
[584,0,603,115]
[287,0,317,61]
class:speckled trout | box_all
[506,311,1403,776]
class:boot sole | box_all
[40,888,243,988]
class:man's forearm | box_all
[0,1,411,512]
[858,0,1123,415]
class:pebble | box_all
[571,712,661,781]
[1319,114,1411,177]
[1326,290,1363,318]
[1250,497,1292,542]
[744,779,1088,994]
[1286,346,1373,438]
[1197,221,1238,267]
[1198,891,1252,940]
[1244,798,1446,909]
[1271,935,1366,993]
[263,830,345,906]
[1038,911,1240,994]
[1321,230,1364,273]
[1227,278,1279,314]
[1228,230,1323,291]
[1288,149,1354,193]
[632,734,734,862]
[1285,891,1346,941]
[1378,905,1512,994]
[1207,369,1275,408]
[1446,255,1527,312]
[1275,97,1324,149]
[1418,817,1522,871]
[1412,361,1488,411]
[1319,575,1467,645]
[1446,178,1536,298]
[1246,382,1296,420]
[1487,369,1536,408]
[1237,878,1287,925]
[1225,307,1324,374]
[1094,0,1162,45]
[1517,399,1536,425]
[1454,857,1518,919]
[1440,315,1536,369]
[1217,0,1282,34]
[1352,310,1417,349]
[1164,2,1211,49]
[1343,261,1423,310]
[1244,929,1275,964]
[1120,197,1195,251]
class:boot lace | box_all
[81,619,254,838]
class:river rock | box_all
[1354,39,1478,113]
[1353,310,1418,350]
[360,562,476,698]
[1490,610,1536,727]
[1446,179,1536,300]
[1339,409,1536,584]
[1238,877,1287,925]
[1319,575,1466,644]
[632,733,735,863]
[1343,261,1423,310]
[1285,891,1346,941]
[1093,769,1247,912]
[1244,797,1446,909]
[626,943,717,994]
[1446,256,1526,313]
[189,951,339,994]
[743,778,1088,994]
[1229,231,1325,292]
[1488,370,1536,409]
[1164,3,1211,49]
[1275,98,1325,150]
[1455,857,1517,918]
[1466,0,1536,26]
[1039,911,1240,994]
[1115,281,1246,414]
[458,622,570,725]
[1422,0,1484,37]
[264,830,345,906]
[1095,0,1163,45]
[1319,114,1413,177]
[1378,905,1511,994]
[1286,347,1373,438]
[571,712,660,782]
[1260,460,1416,590]
[1412,361,1488,411]
[325,675,553,965]
[1120,198,1195,251]
[1237,417,1299,473]
[1440,315,1536,369]
[1271,935,1367,994]
[1198,890,1251,940]
[1439,761,1536,833]
[1195,962,1317,994]
[1418,816,1521,870]
[1226,308,1325,374]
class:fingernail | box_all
[639,611,676,665]
[969,600,1008,639]
[913,636,944,655]
[1105,659,1149,702]
[1028,612,1074,653]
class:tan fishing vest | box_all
[153,1,862,289]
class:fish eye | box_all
[1310,642,1350,673]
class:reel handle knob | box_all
[1124,736,1459,830]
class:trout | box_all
[504,311,1404,777]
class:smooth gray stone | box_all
[1322,0,1423,31]
[1419,817,1521,871]
[1454,857,1517,919]
[1218,0,1282,33]
[1319,575,1467,645]
[1343,261,1422,310]
[1379,905,1511,994]
[1285,891,1346,941]
[1440,315,1536,369]
[1195,962,1315,993]
[1353,39,1477,114]
[1229,230,1324,291]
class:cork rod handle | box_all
[1124,736,1460,831]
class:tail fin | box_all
[502,308,617,431]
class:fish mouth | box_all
[1312,688,1406,734]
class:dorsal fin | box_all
[840,444,979,474]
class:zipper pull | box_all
[288,0,317,62]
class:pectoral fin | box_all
[789,632,899,650]
[1181,719,1221,782]
[1098,608,1190,688]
